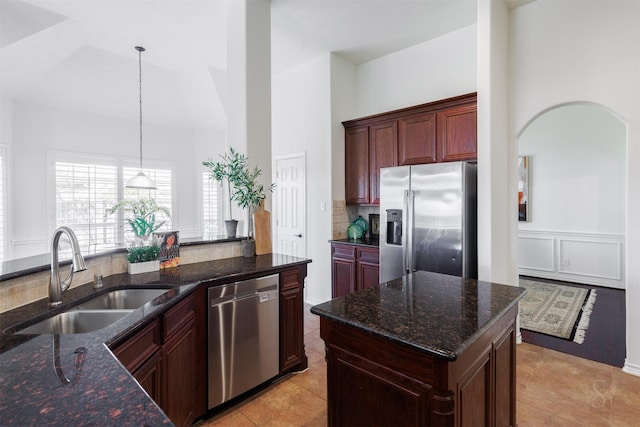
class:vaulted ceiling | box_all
[1,0,479,129]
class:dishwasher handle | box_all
[210,288,279,307]
[210,294,234,307]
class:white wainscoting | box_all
[518,230,625,289]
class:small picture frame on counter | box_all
[369,214,380,236]
[154,230,180,269]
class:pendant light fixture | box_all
[126,46,157,190]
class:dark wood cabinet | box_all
[345,120,396,206]
[357,247,381,291]
[331,244,357,298]
[331,242,379,298]
[343,93,477,205]
[162,295,197,427]
[279,266,308,374]
[320,304,518,426]
[133,350,163,404]
[345,126,370,205]
[437,102,477,163]
[112,293,199,427]
[369,120,397,205]
[112,319,162,404]
[398,111,437,165]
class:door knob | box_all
[294,234,302,238]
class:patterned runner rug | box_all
[519,279,597,343]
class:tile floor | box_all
[198,305,640,427]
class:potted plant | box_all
[233,164,275,257]
[126,245,161,275]
[107,198,171,245]
[107,197,171,274]
[202,147,247,238]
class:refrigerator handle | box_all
[404,189,415,275]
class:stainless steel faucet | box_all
[49,226,87,307]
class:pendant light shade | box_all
[126,46,157,190]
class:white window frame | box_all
[47,150,177,252]
[201,166,223,239]
[0,145,7,261]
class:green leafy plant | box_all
[127,246,161,263]
[202,147,248,220]
[233,165,275,239]
[203,148,275,239]
[107,198,171,237]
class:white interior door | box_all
[275,154,306,257]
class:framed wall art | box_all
[518,156,529,222]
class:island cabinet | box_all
[331,242,379,298]
[344,92,477,206]
[112,292,200,427]
[312,270,526,427]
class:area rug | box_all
[519,279,597,343]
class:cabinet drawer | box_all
[332,244,356,260]
[113,319,161,372]
[357,247,379,264]
[164,294,196,340]
[281,269,302,291]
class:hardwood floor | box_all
[519,275,626,367]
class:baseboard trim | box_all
[622,360,640,377]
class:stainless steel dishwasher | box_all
[208,274,279,409]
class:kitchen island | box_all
[311,270,526,427]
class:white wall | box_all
[518,105,626,234]
[510,0,640,375]
[0,96,11,148]
[8,100,213,258]
[518,105,626,290]
[272,54,333,305]
[356,24,477,117]
[330,53,357,200]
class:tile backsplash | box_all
[0,241,242,313]
[332,200,349,239]
[332,200,380,239]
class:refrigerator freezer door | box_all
[411,162,465,277]
[380,165,410,283]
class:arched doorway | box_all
[517,102,626,366]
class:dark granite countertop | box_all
[0,253,311,426]
[329,237,380,248]
[311,270,525,361]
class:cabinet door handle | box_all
[294,234,302,238]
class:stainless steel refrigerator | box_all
[379,162,477,282]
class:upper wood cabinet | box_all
[437,102,477,163]
[369,120,397,205]
[345,126,370,205]
[344,93,477,205]
[398,112,437,166]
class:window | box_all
[51,152,174,254]
[122,167,173,245]
[0,146,5,261]
[202,171,221,238]
[55,161,119,254]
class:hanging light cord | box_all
[136,46,145,170]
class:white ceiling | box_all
[0,0,479,129]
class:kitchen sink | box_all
[72,288,169,310]
[10,288,169,335]
[15,310,133,335]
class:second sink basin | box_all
[73,289,169,310]
[16,310,133,334]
